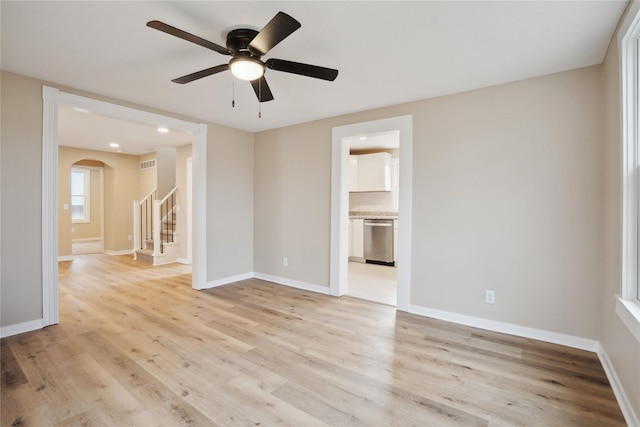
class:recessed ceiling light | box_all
[72,107,90,113]
[110,142,119,148]
[158,127,169,133]
[359,136,367,141]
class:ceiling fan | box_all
[147,12,339,103]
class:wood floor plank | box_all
[1,254,626,426]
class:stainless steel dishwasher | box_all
[363,219,394,266]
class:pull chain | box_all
[258,78,262,118]
[232,78,235,108]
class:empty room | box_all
[1,1,639,425]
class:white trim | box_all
[103,249,134,256]
[618,0,640,341]
[42,86,208,327]
[177,258,192,265]
[203,271,331,295]
[57,255,74,262]
[598,348,640,427]
[205,272,255,288]
[42,86,59,327]
[408,304,600,352]
[330,115,413,311]
[192,124,207,290]
[254,272,331,295]
[1,319,44,338]
[72,237,101,243]
[616,296,640,342]
[186,157,193,264]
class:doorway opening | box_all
[42,86,208,327]
[330,115,413,311]
[345,131,400,305]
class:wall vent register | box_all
[140,159,157,170]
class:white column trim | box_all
[42,86,59,327]
[192,124,207,290]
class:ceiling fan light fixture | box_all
[230,56,265,81]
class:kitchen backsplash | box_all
[349,191,396,213]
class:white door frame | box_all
[186,157,193,264]
[42,86,208,326]
[329,115,413,311]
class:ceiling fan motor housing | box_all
[226,28,261,56]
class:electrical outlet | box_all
[485,290,495,304]
[283,257,288,267]
[128,235,132,241]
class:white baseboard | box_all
[205,272,255,289]
[201,271,331,296]
[598,347,640,427]
[104,249,134,256]
[253,272,331,295]
[58,255,74,262]
[408,304,600,352]
[177,258,192,265]
[72,237,101,242]
[1,318,44,338]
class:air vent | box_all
[140,159,156,170]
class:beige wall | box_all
[58,146,139,256]
[1,72,44,325]
[207,126,254,281]
[254,121,332,286]
[602,24,640,417]
[256,66,604,340]
[138,152,156,199]
[0,70,254,328]
[156,146,176,199]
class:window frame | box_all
[70,167,91,224]
[618,1,640,343]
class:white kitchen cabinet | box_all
[349,155,359,192]
[349,218,364,259]
[349,152,391,192]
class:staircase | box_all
[133,187,180,265]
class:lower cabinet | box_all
[393,219,398,262]
[349,218,364,260]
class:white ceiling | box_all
[347,131,400,152]
[59,105,193,155]
[1,1,628,136]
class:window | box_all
[619,3,640,342]
[71,168,90,223]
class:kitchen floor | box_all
[347,261,397,306]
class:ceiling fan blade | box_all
[172,64,229,84]
[266,58,338,81]
[248,12,301,55]
[147,20,231,55]
[250,77,274,102]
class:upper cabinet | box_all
[350,152,392,192]
[349,155,359,192]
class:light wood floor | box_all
[1,254,625,426]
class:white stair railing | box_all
[153,186,178,257]
[133,189,157,259]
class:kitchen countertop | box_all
[349,211,398,219]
